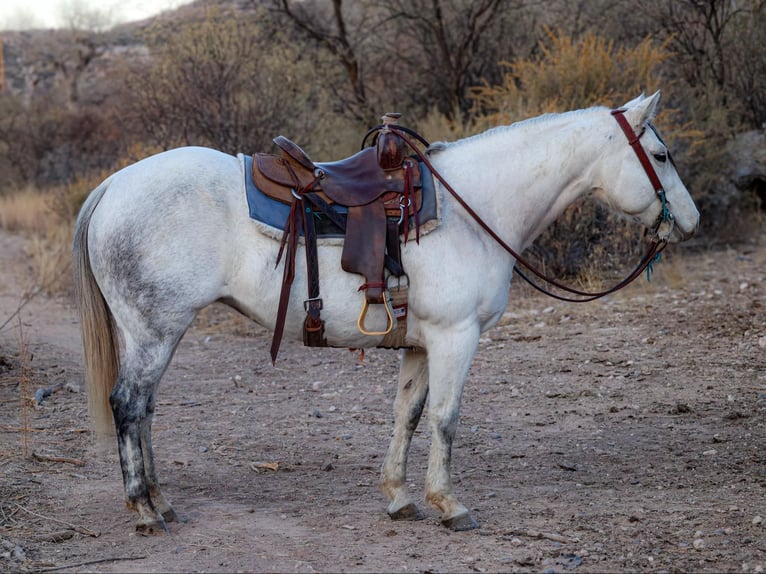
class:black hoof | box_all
[162,507,179,523]
[136,518,168,535]
[388,503,425,521]
[442,512,480,531]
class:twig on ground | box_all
[14,503,100,537]
[32,452,86,466]
[31,555,147,572]
[502,528,580,544]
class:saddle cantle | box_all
[251,113,431,362]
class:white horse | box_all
[73,92,699,533]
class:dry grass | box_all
[24,223,74,295]
[0,188,54,235]
[0,174,103,295]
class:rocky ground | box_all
[1,228,765,573]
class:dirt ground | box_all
[1,226,765,573]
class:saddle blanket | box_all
[237,153,440,242]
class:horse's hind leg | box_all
[141,408,177,523]
[380,349,429,521]
[111,339,180,534]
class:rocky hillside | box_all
[0,0,256,107]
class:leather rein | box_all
[379,108,674,303]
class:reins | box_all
[378,108,672,303]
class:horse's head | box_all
[598,91,700,243]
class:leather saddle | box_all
[251,113,426,362]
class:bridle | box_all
[378,108,676,303]
[611,109,676,244]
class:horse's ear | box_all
[624,90,661,128]
[622,93,646,108]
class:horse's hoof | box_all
[136,517,168,535]
[442,512,480,531]
[388,503,425,521]
[161,507,178,523]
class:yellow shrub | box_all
[470,28,671,126]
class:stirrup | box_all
[357,295,396,336]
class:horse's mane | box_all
[427,106,607,153]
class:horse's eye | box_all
[653,152,667,163]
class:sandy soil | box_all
[1,227,765,573]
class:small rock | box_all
[759,337,766,349]
[693,538,705,549]
[10,545,26,562]
[702,449,717,456]
[64,381,80,393]
[753,516,763,526]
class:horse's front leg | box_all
[380,348,429,521]
[424,326,480,530]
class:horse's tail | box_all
[72,176,120,442]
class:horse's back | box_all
[86,147,246,319]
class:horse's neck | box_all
[438,111,604,250]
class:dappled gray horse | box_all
[73,92,699,533]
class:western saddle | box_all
[251,113,427,362]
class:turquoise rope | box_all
[645,191,669,282]
[659,190,669,221]
[645,252,662,282]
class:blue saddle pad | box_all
[243,154,437,238]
